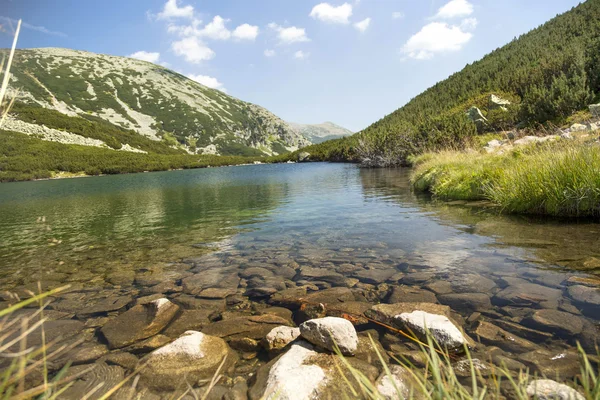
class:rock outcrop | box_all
[467,106,488,129]
[489,94,511,111]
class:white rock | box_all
[588,122,600,131]
[589,103,600,118]
[561,132,573,140]
[484,139,506,153]
[263,326,300,352]
[376,365,417,400]
[514,135,540,146]
[514,135,559,146]
[151,330,205,357]
[396,310,466,349]
[140,330,233,391]
[263,342,327,400]
[489,94,511,109]
[526,379,584,400]
[299,317,358,355]
[570,123,588,132]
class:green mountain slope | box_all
[3,47,309,157]
[302,0,600,164]
[288,121,353,144]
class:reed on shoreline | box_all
[410,139,600,217]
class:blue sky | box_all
[0,0,582,131]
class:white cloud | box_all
[294,50,309,60]
[460,17,478,31]
[167,18,202,36]
[268,23,310,45]
[128,51,161,63]
[354,17,371,33]
[310,3,353,24]
[392,12,404,20]
[402,22,472,60]
[264,49,276,57]
[434,0,474,19]
[232,24,259,41]
[187,74,226,91]
[167,16,258,42]
[172,36,215,63]
[198,16,231,40]
[157,0,194,20]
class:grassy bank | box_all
[411,140,600,217]
[0,129,265,182]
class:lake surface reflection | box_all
[0,162,598,292]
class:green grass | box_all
[410,150,506,201]
[487,144,600,216]
[0,129,265,182]
[411,140,600,217]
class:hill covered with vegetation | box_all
[3,48,309,157]
[300,0,600,165]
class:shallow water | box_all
[1,163,598,282]
[0,163,598,395]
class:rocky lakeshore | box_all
[1,240,599,400]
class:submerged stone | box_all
[352,267,397,284]
[473,321,536,353]
[568,285,600,305]
[162,309,214,338]
[437,293,492,313]
[58,362,127,400]
[375,365,420,400]
[100,298,179,349]
[387,286,437,303]
[493,279,562,308]
[447,274,496,293]
[518,350,581,380]
[202,314,293,341]
[55,294,132,316]
[524,309,584,336]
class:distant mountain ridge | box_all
[4,47,309,156]
[289,121,353,144]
